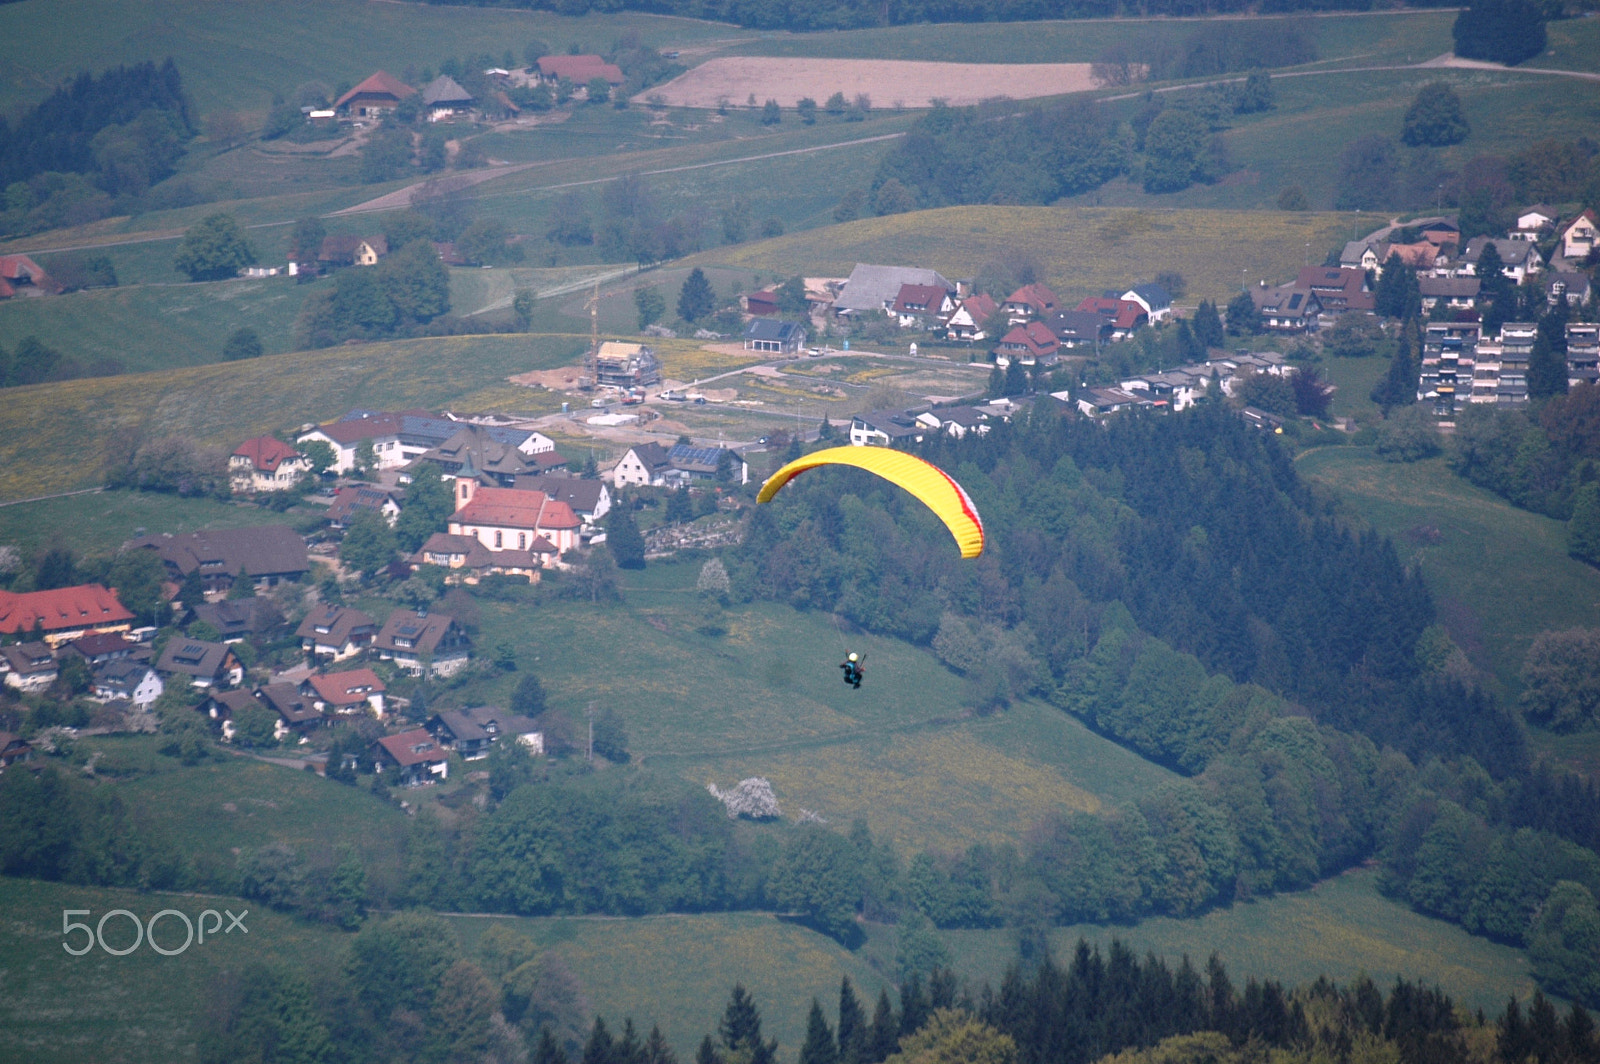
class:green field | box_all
[939,867,1540,1015]
[1297,447,1600,694]
[409,561,1176,852]
[0,0,739,119]
[0,332,581,502]
[0,862,1539,1064]
[697,205,1363,306]
[0,491,314,557]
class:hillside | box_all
[696,205,1362,304]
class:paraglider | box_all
[755,446,985,559]
[840,651,864,689]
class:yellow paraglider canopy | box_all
[756,446,985,558]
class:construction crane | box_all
[580,278,600,389]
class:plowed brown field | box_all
[635,57,1098,108]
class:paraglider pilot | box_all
[840,652,863,689]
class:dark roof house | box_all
[156,639,242,689]
[373,609,470,676]
[127,527,309,591]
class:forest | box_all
[0,60,195,236]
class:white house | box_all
[229,437,311,493]
[1461,237,1544,284]
[612,442,673,488]
[1563,210,1598,261]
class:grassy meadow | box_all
[0,332,582,502]
[0,490,314,558]
[938,867,1540,1015]
[697,206,1363,305]
[1297,447,1600,694]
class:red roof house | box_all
[995,321,1061,364]
[335,71,416,117]
[0,254,59,297]
[374,727,449,784]
[449,485,581,561]
[0,585,133,645]
[1076,297,1149,336]
[229,436,310,493]
[1002,283,1060,320]
[304,668,387,717]
[536,55,625,85]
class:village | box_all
[2,79,1597,784]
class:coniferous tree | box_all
[1193,300,1225,349]
[1528,332,1570,400]
[838,978,866,1064]
[868,990,898,1063]
[606,509,647,570]
[1373,316,1421,411]
[898,974,929,1038]
[677,268,715,323]
[1374,254,1421,319]
[1568,484,1600,566]
[645,1026,677,1064]
[696,1035,720,1064]
[800,999,839,1064]
[537,1028,572,1064]
[1454,0,1547,66]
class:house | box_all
[254,683,323,738]
[303,668,386,718]
[373,608,471,676]
[612,442,674,488]
[230,437,310,493]
[1120,368,1210,411]
[1470,322,1534,405]
[326,485,401,529]
[668,445,748,484]
[1002,283,1059,323]
[1419,321,1480,415]
[156,639,243,689]
[1339,240,1383,273]
[913,406,991,439]
[1296,267,1374,314]
[427,706,543,759]
[1514,205,1559,240]
[1121,284,1173,324]
[373,727,450,785]
[0,584,133,646]
[744,319,808,354]
[420,75,474,120]
[1048,309,1112,349]
[743,288,780,316]
[1561,210,1598,261]
[61,631,140,667]
[0,733,33,770]
[127,527,309,593]
[1461,237,1544,283]
[411,532,550,584]
[296,409,467,472]
[421,426,544,487]
[509,476,611,525]
[91,660,163,709]
[994,321,1060,365]
[1249,283,1322,332]
[334,71,416,118]
[1545,272,1592,308]
[888,284,951,329]
[1071,386,1153,418]
[0,254,59,298]
[187,598,283,643]
[1,642,57,692]
[197,689,263,739]
[450,483,582,559]
[943,294,998,342]
[850,410,927,446]
[1419,275,1480,313]
[592,342,662,388]
[295,605,377,661]
[832,264,954,317]
[318,234,388,268]
[535,54,625,86]
[1569,323,1600,389]
[1074,297,1148,338]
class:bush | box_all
[1374,407,1441,463]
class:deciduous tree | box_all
[174,212,255,281]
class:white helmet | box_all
[848,652,858,662]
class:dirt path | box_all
[331,161,548,216]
